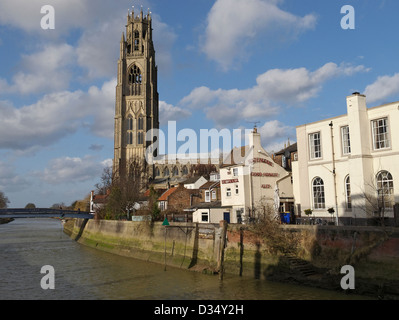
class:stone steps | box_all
[285,256,318,277]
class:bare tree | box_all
[358,171,395,226]
[0,191,9,209]
[96,156,150,220]
[94,165,113,195]
[249,202,302,256]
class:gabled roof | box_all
[199,181,220,189]
[274,142,297,156]
[183,176,203,184]
[220,145,252,168]
[158,187,178,201]
[188,200,223,210]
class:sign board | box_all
[162,218,170,226]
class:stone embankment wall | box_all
[64,219,399,298]
[64,219,225,273]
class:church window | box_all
[155,167,160,177]
[127,132,133,145]
[164,167,170,177]
[182,166,188,175]
[137,132,144,145]
[173,167,179,176]
[138,117,144,130]
[127,116,133,130]
[129,65,142,84]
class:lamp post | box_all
[329,121,339,226]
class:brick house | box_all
[158,184,202,213]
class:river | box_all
[0,219,369,300]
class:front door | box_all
[223,212,230,223]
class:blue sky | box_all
[1,0,399,208]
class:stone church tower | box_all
[113,8,159,181]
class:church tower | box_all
[113,7,159,181]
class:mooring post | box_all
[218,220,228,280]
[164,225,167,271]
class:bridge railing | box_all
[0,208,94,219]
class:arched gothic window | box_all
[376,171,394,209]
[127,115,133,130]
[182,166,188,176]
[312,177,325,209]
[126,132,133,145]
[155,167,160,177]
[128,65,142,84]
[164,167,170,177]
[173,167,179,176]
[138,117,144,130]
[137,132,143,145]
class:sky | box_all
[1,0,399,208]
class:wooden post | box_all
[164,226,167,271]
[218,220,228,280]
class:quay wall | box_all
[64,219,399,298]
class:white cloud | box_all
[15,44,75,94]
[37,155,107,185]
[202,0,317,70]
[0,78,115,150]
[0,44,76,95]
[364,73,399,104]
[159,101,191,124]
[0,1,176,81]
[180,62,368,127]
[0,160,29,192]
[258,120,294,151]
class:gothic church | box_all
[113,8,219,188]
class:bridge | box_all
[0,208,94,219]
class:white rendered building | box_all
[292,93,399,225]
[219,128,294,223]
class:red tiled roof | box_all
[158,187,178,201]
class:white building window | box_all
[235,184,239,195]
[312,177,325,209]
[205,191,210,202]
[226,188,231,197]
[345,175,352,210]
[376,171,394,209]
[233,168,238,176]
[372,118,390,150]
[341,126,351,155]
[309,132,322,159]
[211,190,217,200]
[201,211,209,222]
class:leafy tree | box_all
[25,203,36,209]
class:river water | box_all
[0,219,369,300]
